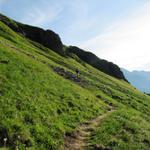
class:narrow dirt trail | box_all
[64,109,115,150]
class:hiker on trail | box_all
[76,68,80,78]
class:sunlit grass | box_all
[0,19,150,150]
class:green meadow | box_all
[0,19,150,150]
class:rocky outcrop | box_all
[19,24,64,55]
[0,13,127,81]
[67,46,127,81]
[0,13,64,55]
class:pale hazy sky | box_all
[0,0,150,71]
[81,1,150,71]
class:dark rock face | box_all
[0,13,64,55]
[19,24,64,55]
[67,46,127,81]
[0,13,127,81]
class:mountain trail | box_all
[64,108,115,150]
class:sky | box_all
[0,0,150,71]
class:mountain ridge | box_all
[122,68,150,93]
[0,13,126,81]
[67,46,127,81]
[0,13,64,56]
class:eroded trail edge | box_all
[64,109,115,150]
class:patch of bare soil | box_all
[64,109,115,150]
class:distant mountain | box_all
[122,68,150,93]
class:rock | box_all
[19,25,64,55]
[96,95,102,99]
[0,13,128,81]
[67,46,127,81]
[0,13,64,56]
[0,60,9,64]
[53,67,88,87]
[143,139,150,145]
[93,144,112,150]
[0,126,9,146]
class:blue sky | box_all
[0,0,150,71]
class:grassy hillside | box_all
[0,20,150,150]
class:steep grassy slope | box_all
[0,13,64,56]
[0,20,150,150]
[0,13,126,81]
[66,46,126,80]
